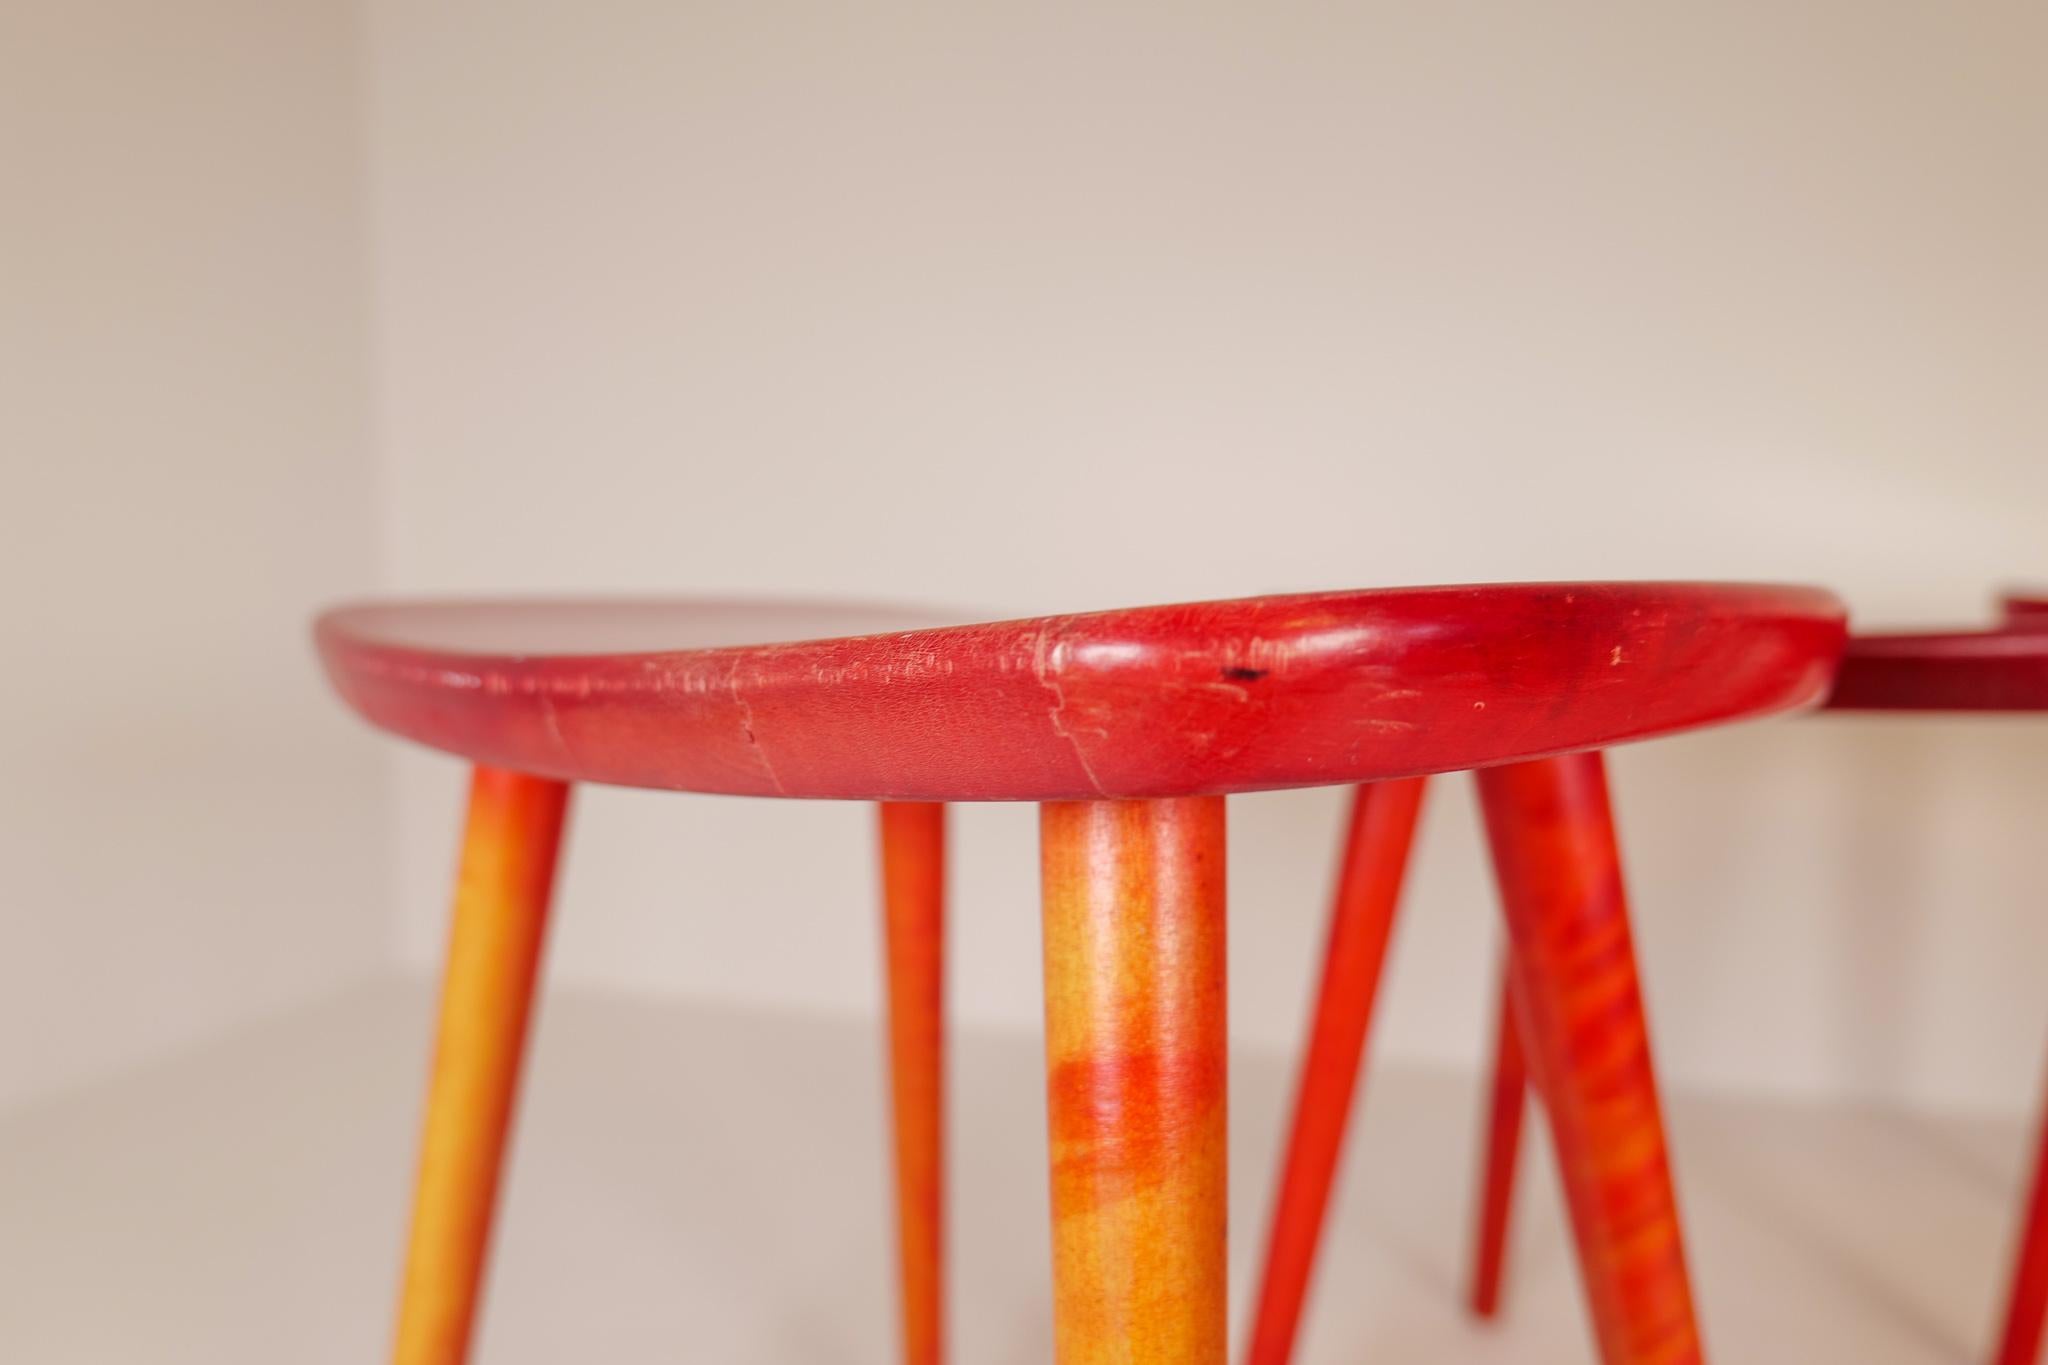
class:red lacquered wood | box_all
[2000,592,2048,628]
[1826,630,2048,712]
[395,766,569,1365]
[1469,950,1531,1321]
[1798,598,2048,1365]
[1247,778,1427,1365]
[1993,1076,2048,1365]
[1041,797,1227,1364]
[316,584,1844,801]
[878,802,946,1365]
[1477,753,1702,1365]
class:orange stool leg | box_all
[393,766,570,1365]
[1992,1068,2048,1365]
[1040,797,1227,1364]
[1468,950,1531,1319]
[1476,753,1703,1365]
[1247,778,1428,1365]
[878,802,947,1365]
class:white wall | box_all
[0,0,386,1107]
[365,1,2048,1113]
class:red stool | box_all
[1250,598,2048,1365]
[2007,593,2048,630]
[315,584,1842,1365]
[1814,602,2048,1365]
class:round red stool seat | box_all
[318,582,1843,801]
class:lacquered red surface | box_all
[2001,593,2048,627]
[1995,1075,2048,1365]
[1457,604,2048,1346]
[1041,798,1227,1363]
[1469,952,1530,1321]
[1262,759,1707,1363]
[396,767,569,1365]
[1826,630,2048,712]
[877,803,946,1365]
[1479,753,1702,1365]
[1983,591,2048,1365]
[1824,606,2048,1365]
[317,585,1845,802]
[1247,778,1426,1365]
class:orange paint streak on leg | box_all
[1992,1074,2048,1365]
[879,802,947,1365]
[1469,951,1530,1320]
[1476,753,1703,1365]
[394,766,569,1365]
[1246,778,1427,1365]
[1040,797,1227,1365]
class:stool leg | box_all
[1476,753,1703,1365]
[1469,950,1530,1320]
[1041,797,1227,1364]
[1992,1069,2048,1365]
[1247,778,1428,1365]
[393,766,570,1365]
[878,802,947,1365]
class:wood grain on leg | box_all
[1993,1077,2048,1365]
[1469,951,1530,1320]
[878,802,947,1365]
[394,766,569,1365]
[1041,797,1227,1365]
[1477,753,1702,1365]
[1247,778,1427,1365]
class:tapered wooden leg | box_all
[1469,950,1530,1320]
[393,766,570,1365]
[1992,1069,2048,1365]
[1247,778,1427,1365]
[878,802,947,1365]
[1041,797,1227,1365]
[1476,753,1703,1365]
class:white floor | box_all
[0,981,2031,1364]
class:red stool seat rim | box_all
[316,582,1845,800]
[1827,625,2048,712]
